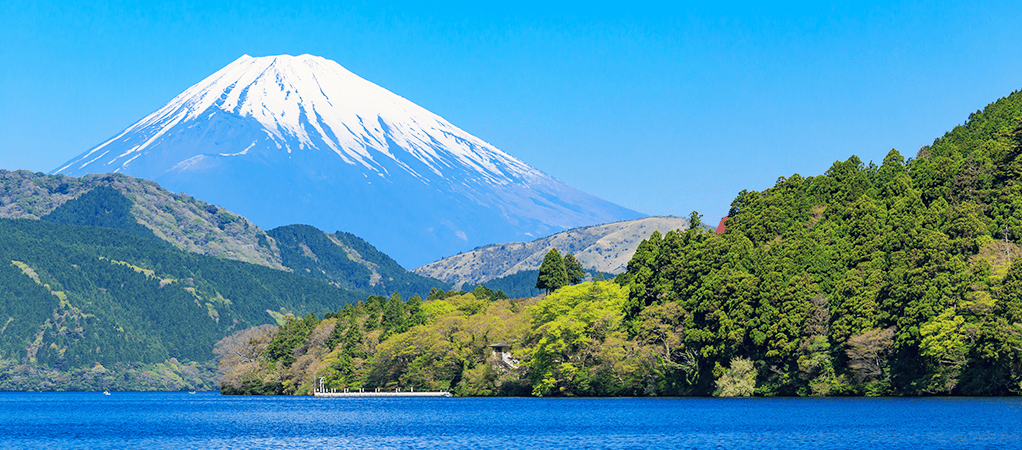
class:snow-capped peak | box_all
[58,54,537,184]
[52,54,644,268]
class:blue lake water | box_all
[0,392,1019,449]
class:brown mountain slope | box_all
[413,216,690,288]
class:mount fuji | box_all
[54,54,643,268]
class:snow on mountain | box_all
[54,54,644,268]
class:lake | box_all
[1,392,1019,449]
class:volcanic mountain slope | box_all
[414,216,690,288]
[54,54,643,268]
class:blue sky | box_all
[2,1,1021,224]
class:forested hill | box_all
[0,218,362,391]
[0,171,448,300]
[0,170,285,269]
[618,89,1022,395]
[267,225,449,299]
[223,89,1022,398]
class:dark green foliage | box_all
[267,224,449,298]
[404,294,427,329]
[563,254,585,285]
[615,89,1022,396]
[0,359,218,391]
[536,249,568,294]
[0,218,361,376]
[265,314,319,366]
[467,285,509,302]
[381,293,407,334]
[426,287,462,301]
[688,211,703,230]
[474,271,543,298]
[40,186,157,240]
[304,290,445,394]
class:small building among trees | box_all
[488,342,519,369]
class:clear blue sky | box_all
[3,1,1021,224]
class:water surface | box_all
[1,392,1019,449]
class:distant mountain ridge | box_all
[1,170,283,269]
[267,224,449,296]
[0,170,446,299]
[52,54,643,267]
[414,216,690,288]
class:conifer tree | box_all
[688,210,703,230]
[563,253,585,285]
[381,292,405,331]
[536,248,568,294]
[404,294,426,329]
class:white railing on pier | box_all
[314,379,451,397]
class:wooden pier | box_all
[314,390,452,397]
[314,378,451,397]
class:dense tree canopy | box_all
[612,90,1022,395]
[225,89,1022,397]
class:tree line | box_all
[221,89,1022,396]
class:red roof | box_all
[715,216,729,234]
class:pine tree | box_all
[381,292,405,331]
[563,253,585,285]
[404,294,426,329]
[536,248,569,294]
[688,210,703,230]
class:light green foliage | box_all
[715,357,756,397]
[233,289,536,396]
[421,299,458,321]
[11,260,44,286]
[798,336,839,396]
[369,292,531,394]
[525,281,630,396]
[919,309,971,392]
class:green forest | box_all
[0,176,459,391]
[223,89,1022,396]
[267,224,448,299]
[0,218,364,390]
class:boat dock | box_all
[314,390,451,397]
[314,378,451,397]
